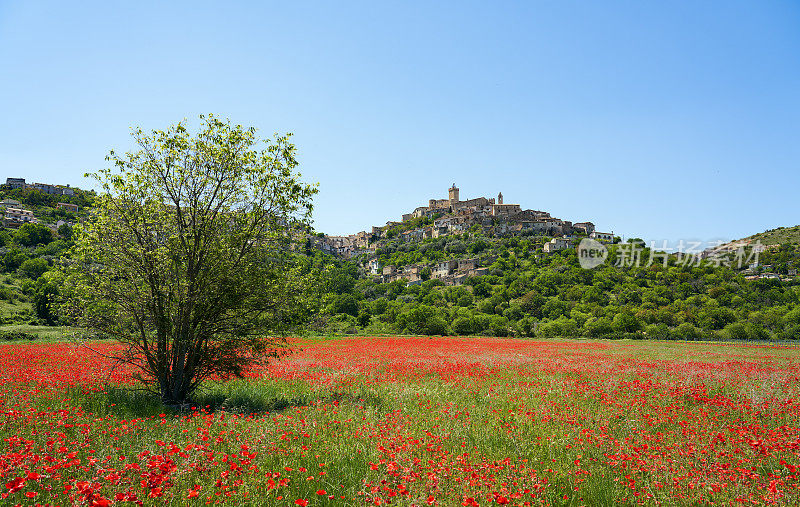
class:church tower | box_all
[498,192,503,204]
[449,183,459,204]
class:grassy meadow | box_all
[1,337,799,505]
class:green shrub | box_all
[18,258,49,279]
[0,330,37,341]
[722,322,748,340]
[672,322,703,341]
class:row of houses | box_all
[6,177,75,196]
[315,213,611,258]
[372,256,494,286]
[1,198,78,229]
[743,273,795,281]
[1,206,72,233]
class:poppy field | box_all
[1,337,799,506]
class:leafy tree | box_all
[612,311,641,334]
[356,311,371,327]
[445,240,466,254]
[18,257,48,279]
[2,248,29,273]
[785,307,800,326]
[330,293,359,317]
[517,289,545,317]
[452,316,476,335]
[457,292,473,307]
[33,273,61,325]
[722,322,748,340]
[397,305,448,335]
[371,297,389,315]
[645,323,670,339]
[473,281,491,298]
[13,223,54,247]
[57,223,74,240]
[672,322,703,341]
[62,115,317,404]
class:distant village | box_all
[2,177,79,231]
[314,184,614,286]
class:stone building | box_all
[543,237,571,253]
[6,178,25,189]
[573,222,595,235]
[448,183,459,204]
[57,202,79,213]
[4,207,36,227]
[490,203,522,216]
[590,231,614,243]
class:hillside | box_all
[0,182,92,329]
[746,225,800,246]
[306,229,800,340]
[2,180,800,342]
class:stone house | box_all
[57,202,79,213]
[458,258,478,271]
[590,231,614,243]
[434,260,459,278]
[572,222,595,235]
[367,258,381,275]
[31,182,74,196]
[452,196,492,211]
[453,273,469,285]
[470,267,490,277]
[543,237,571,253]
[6,178,26,189]
[432,226,449,238]
[4,207,36,227]
[403,265,423,282]
[490,203,522,216]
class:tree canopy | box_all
[62,115,318,404]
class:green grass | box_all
[0,324,92,341]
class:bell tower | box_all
[498,192,503,204]
[449,183,459,204]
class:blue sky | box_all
[1,1,798,245]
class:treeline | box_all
[308,235,800,340]
[8,216,800,341]
[1,185,96,209]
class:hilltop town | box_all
[314,184,613,286]
[1,177,88,232]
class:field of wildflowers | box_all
[1,337,799,505]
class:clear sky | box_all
[1,1,798,245]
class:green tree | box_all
[62,115,317,404]
[2,248,29,273]
[473,281,491,298]
[330,293,359,317]
[612,311,642,334]
[452,316,476,335]
[13,223,54,247]
[57,223,74,240]
[33,273,61,325]
[18,257,48,279]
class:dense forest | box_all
[302,233,800,340]
[3,185,800,341]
